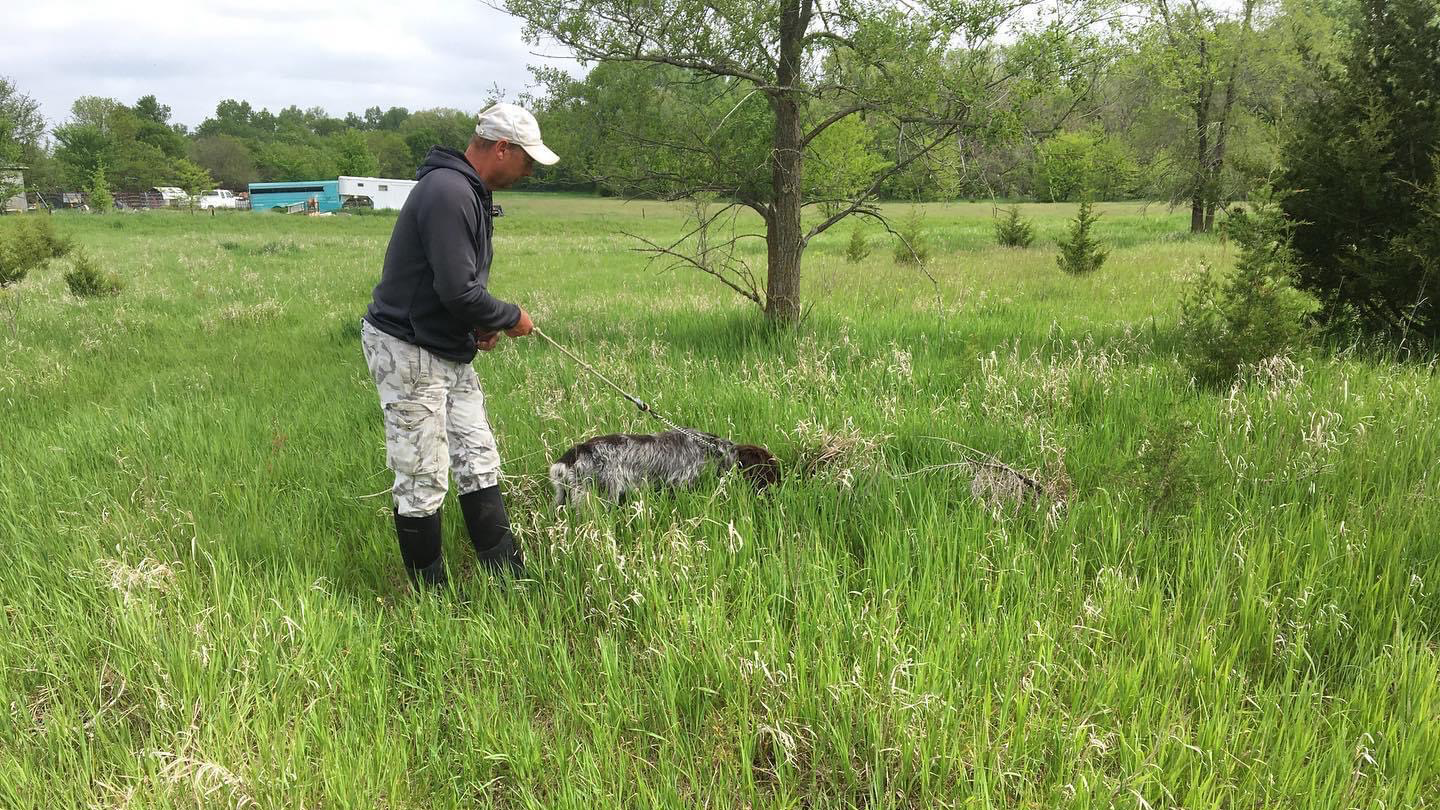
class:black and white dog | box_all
[549,430,780,505]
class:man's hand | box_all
[505,308,534,337]
[474,330,500,351]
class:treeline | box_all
[528,0,1346,222]
[0,0,1403,219]
[0,90,488,195]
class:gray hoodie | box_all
[363,146,521,362]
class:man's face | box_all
[491,140,535,189]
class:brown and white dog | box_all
[549,430,780,505]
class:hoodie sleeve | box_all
[413,175,521,332]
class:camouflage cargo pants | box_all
[360,319,502,517]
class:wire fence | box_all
[19,192,251,211]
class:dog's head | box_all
[735,444,781,490]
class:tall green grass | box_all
[1,199,1436,807]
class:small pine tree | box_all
[88,165,113,213]
[64,250,124,298]
[1177,191,1319,385]
[892,207,930,265]
[845,224,870,262]
[1056,200,1107,275]
[993,205,1035,248]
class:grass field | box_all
[2,197,1437,808]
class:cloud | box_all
[0,0,575,130]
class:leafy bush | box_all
[0,216,73,287]
[1055,201,1107,275]
[892,207,929,265]
[64,250,123,298]
[993,205,1035,248]
[1177,194,1318,385]
[844,225,870,263]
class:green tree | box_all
[1279,0,1440,338]
[0,77,45,205]
[53,124,111,188]
[400,109,473,165]
[845,225,870,262]
[127,96,187,159]
[88,164,112,212]
[1056,200,1107,274]
[1178,191,1317,383]
[892,206,930,265]
[54,100,188,192]
[189,135,257,190]
[377,106,411,131]
[197,99,259,139]
[173,159,215,212]
[365,131,415,178]
[994,205,1035,248]
[69,96,122,134]
[511,0,1112,323]
[255,142,338,182]
[1034,131,1138,202]
[804,115,891,215]
[0,77,44,162]
[332,129,381,176]
[1133,0,1266,232]
[106,108,177,191]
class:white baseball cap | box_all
[475,103,559,166]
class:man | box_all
[360,102,559,586]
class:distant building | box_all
[2,166,27,213]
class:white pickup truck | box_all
[198,189,240,209]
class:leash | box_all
[530,326,722,449]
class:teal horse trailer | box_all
[248,180,342,212]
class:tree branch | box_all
[622,201,767,307]
[802,122,963,243]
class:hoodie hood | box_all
[416,146,491,203]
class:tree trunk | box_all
[1191,97,1212,232]
[763,0,807,325]
[1205,0,1255,238]
[764,199,802,323]
[1190,37,1213,234]
[1192,96,1215,232]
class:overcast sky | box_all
[1,0,575,131]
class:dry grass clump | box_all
[201,298,284,333]
[95,557,180,608]
[791,418,891,487]
[903,436,1070,524]
[966,454,1070,525]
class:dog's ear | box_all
[736,445,781,489]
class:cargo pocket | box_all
[382,399,446,475]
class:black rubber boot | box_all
[459,485,526,578]
[394,511,446,587]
